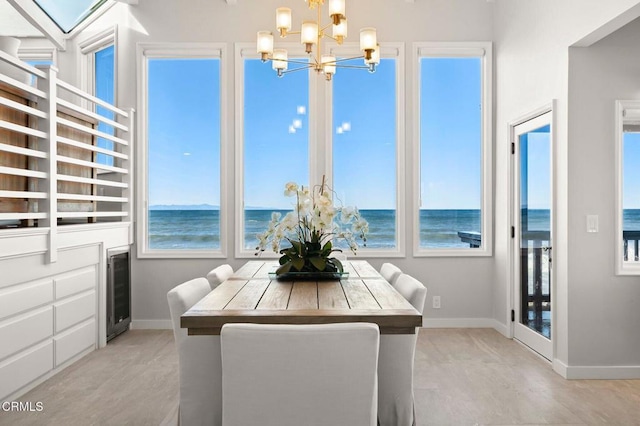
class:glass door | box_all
[513,111,552,360]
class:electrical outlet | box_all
[432,296,441,309]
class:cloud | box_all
[335,121,351,135]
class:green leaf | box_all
[310,257,326,271]
[291,240,302,253]
[321,241,333,256]
[332,258,344,273]
[291,257,305,271]
[276,261,292,274]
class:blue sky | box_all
[420,57,481,210]
[146,56,487,211]
[35,0,102,32]
[148,58,221,206]
[624,132,640,209]
[521,128,551,210]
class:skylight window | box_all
[34,0,107,33]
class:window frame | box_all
[79,26,116,101]
[136,43,228,259]
[79,27,117,168]
[18,45,57,65]
[234,42,317,258]
[412,42,493,257]
[326,42,406,258]
[615,100,640,275]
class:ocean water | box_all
[245,209,397,250]
[624,209,640,231]
[148,209,640,251]
[149,209,485,250]
[419,209,480,249]
[149,210,220,249]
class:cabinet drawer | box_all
[0,341,53,401]
[0,308,53,361]
[54,292,95,333]
[55,267,96,300]
[54,320,95,367]
[0,280,53,321]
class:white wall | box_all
[75,0,495,327]
[493,0,640,375]
[566,18,640,371]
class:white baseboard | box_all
[553,359,640,379]
[131,320,172,330]
[423,317,500,329]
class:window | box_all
[79,28,116,165]
[615,100,640,274]
[237,44,311,255]
[330,44,404,254]
[94,45,115,165]
[34,0,108,33]
[138,44,226,258]
[414,43,492,256]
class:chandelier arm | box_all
[280,64,316,75]
[331,55,367,64]
[333,64,371,70]
[320,23,333,33]
[268,58,315,66]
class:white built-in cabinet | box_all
[0,244,99,400]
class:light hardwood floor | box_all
[2,328,640,425]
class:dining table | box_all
[181,260,422,335]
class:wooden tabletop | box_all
[181,260,422,335]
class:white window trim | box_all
[17,46,57,65]
[78,26,117,99]
[137,42,228,259]
[412,42,493,257]
[615,100,640,275]
[325,42,406,258]
[78,26,117,171]
[234,42,318,258]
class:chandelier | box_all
[256,0,380,81]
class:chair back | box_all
[206,264,234,290]
[379,263,402,287]
[394,273,427,314]
[377,273,426,426]
[221,323,380,426]
[167,278,221,426]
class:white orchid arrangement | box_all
[255,178,368,275]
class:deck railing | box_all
[459,230,640,263]
[623,230,640,261]
[0,50,134,262]
[458,230,551,305]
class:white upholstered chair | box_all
[379,262,402,287]
[167,278,221,426]
[205,264,234,290]
[220,323,380,426]
[378,273,427,426]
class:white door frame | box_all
[508,101,557,361]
